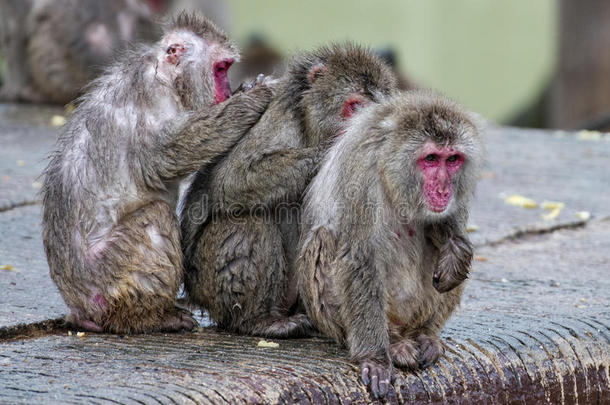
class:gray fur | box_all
[180,43,398,337]
[297,91,483,398]
[41,12,271,333]
[0,0,165,103]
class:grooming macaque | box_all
[298,91,482,398]
[180,43,398,337]
[41,13,271,333]
[0,0,169,104]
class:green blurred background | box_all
[226,0,557,124]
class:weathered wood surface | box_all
[0,104,609,404]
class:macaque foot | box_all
[416,334,444,369]
[390,338,419,370]
[252,313,314,338]
[65,313,103,332]
[360,359,394,399]
[156,307,198,332]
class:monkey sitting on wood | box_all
[179,43,398,338]
[298,91,483,398]
[41,13,272,334]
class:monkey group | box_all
[35,10,483,399]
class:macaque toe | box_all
[360,359,393,399]
[416,335,444,369]
[157,308,198,332]
[254,313,314,338]
[390,338,420,370]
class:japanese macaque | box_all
[180,43,398,337]
[298,91,482,398]
[41,13,272,333]
[0,0,171,104]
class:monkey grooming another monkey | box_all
[298,91,483,398]
[41,13,272,334]
[180,43,398,338]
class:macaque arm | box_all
[155,85,272,180]
[210,143,324,213]
[335,236,393,397]
[426,205,473,292]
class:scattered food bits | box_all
[577,130,602,141]
[466,224,479,233]
[31,181,42,189]
[0,264,17,272]
[16,160,25,167]
[51,115,67,127]
[257,339,279,348]
[575,211,591,221]
[541,201,565,210]
[501,278,508,283]
[474,256,487,262]
[575,304,587,309]
[580,297,587,303]
[76,332,85,337]
[504,195,538,209]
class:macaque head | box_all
[158,12,239,110]
[376,91,482,223]
[294,43,398,146]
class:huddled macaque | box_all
[41,13,271,333]
[0,0,229,104]
[179,43,398,337]
[298,91,482,398]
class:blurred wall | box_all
[226,0,557,123]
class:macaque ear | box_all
[165,42,186,65]
[308,63,327,84]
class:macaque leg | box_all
[188,217,313,338]
[80,201,196,334]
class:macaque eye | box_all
[447,155,459,163]
[214,59,234,73]
[424,154,438,162]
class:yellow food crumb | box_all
[577,130,602,141]
[0,264,17,272]
[76,332,85,337]
[505,195,538,209]
[466,224,479,233]
[257,339,279,348]
[51,115,67,127]
[575,211,591,221]
[474,256,487,262]
[16,160,25,167]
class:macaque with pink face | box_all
[298,91,483,399]
[41,13,272,334]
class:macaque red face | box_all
[213,58,234,104]
[417,141,465,213]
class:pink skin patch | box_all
[417,142,465,213]
[342,97,366,119]
[213,58,234,104]
[93,294,108,310]
[146,0,164,13]
[165,43,186,65]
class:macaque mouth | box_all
[213,58,234,104]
